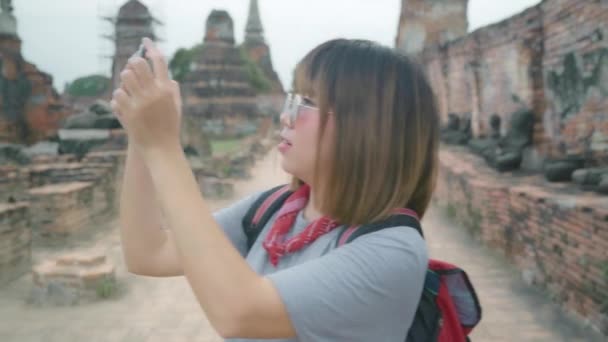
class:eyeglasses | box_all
[282,93,318,126]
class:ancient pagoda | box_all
[181,10,260,140]
[105,0,160,90]
[241,0,283,93]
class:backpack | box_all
[242,185,482,342]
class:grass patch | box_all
[211,138,245,156]
[96,277,116,299]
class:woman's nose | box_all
[279,110,292,128]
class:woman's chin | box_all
[280,157,294,174]
[280,158,303,179]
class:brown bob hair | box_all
[290,39,439,226]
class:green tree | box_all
[169,44,204,82]
[239,47,272,93]
[66,75,110,97]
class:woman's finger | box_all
[170,80,181,100]
[110,99,130,130]
[110,99,120,115]
[112,88,131,112]
[170,80,183,115]
[143,37,170,81]
[120,69,142,97]
[127,57,154,86]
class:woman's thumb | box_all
[170,80,181,98]
[170,80,182,114]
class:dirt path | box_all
[0,150,287,342]
[0,149,603,341]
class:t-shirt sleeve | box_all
[212,191,264,257]
[266,227,428,342]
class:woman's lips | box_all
[278,138,292,153]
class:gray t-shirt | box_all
[213,191,428,342]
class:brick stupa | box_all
[181,10,260,140]
[241,0,283,93]
[0,0,70,144]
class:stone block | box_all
[29,249,116,305]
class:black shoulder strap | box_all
[335,215,424,247]
[242,185,292,251]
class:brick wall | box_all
[420,4,545,137]
[396,0,469,54]
[541,0,608,164]
[434,147,608,334]
[26,162,117,216]
[0,150,126,243]
[0,166,28,202]
[0,149,126,288]
[421,48,450,122]
[0,202,31,285]
[474,6,545,138]
[445,38,475,118]
[0,152,125,219]
[416,0,607,166]
[27,182,101,237]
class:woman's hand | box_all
[111,37,183,157]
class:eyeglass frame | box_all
[281,93,319,126]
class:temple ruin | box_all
[397,0,608,334]
[106,0,160,91]
[180,10,260,142]
[0,0,70,145]
[242,0,284,94]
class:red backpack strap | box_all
[242,184,292,251]
[335,209,423,247]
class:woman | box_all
[112,37,439,341]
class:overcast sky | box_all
[15,0,541,91]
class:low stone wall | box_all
[192,135,278,198]
[82,150,127,211]
[0,166,28,202]
[30,154,77,164]
[27,163,108,187]
[26,162,116,216]
[27,182,101,237]
[81,150,127,171]
[433,146,608,334]
[0,202,32,285]
[0,149,126,287]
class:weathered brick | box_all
[0,202,31,286]
[435,147,608,334]
[30,250,116,304]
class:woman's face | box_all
[278,94,333,185]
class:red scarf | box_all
[262,184,341,266]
